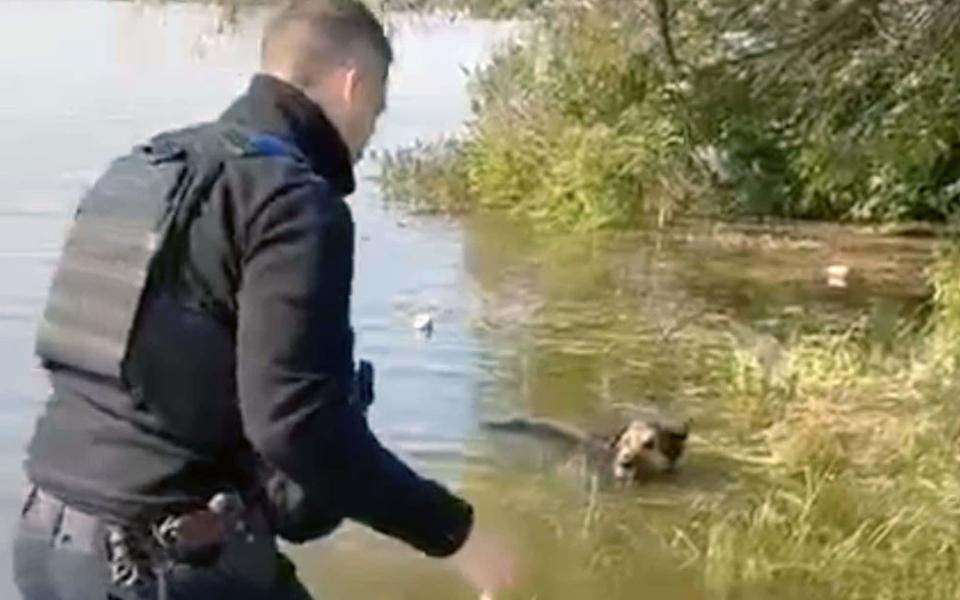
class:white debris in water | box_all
[826,264,851,288]
[413,313,434,335]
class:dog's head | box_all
[609,418,689,481]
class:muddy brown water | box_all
[0,3,939,599]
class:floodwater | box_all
[0,2,939,599]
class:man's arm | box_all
[235,176,472,557]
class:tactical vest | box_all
[35,124,304,380]
[35,124,374,543]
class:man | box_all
[13,1,513,598]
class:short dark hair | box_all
[262,0,393,86]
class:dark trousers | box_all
[12,488,315,600]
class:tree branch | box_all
[649,0,681,70]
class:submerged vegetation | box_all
[689,276,959,598]
[471,232,960,599]
[685,249,960,599]
[380,0,960,230]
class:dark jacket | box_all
[25,74,473,557]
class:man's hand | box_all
[448,529,518,597]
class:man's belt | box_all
[20,486,262,591]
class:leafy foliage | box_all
[380,0,960,228]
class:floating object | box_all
[825,264,850,288]
[413,313,434,336]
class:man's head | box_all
[261,0,392,162]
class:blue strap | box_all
[246,133,304,161]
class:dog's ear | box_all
[659,418,690,440]
[607,425,628,448]
[672,420,690,440]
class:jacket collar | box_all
[220,74,356,195]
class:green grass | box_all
[675,251,960,599]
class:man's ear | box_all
[341,64,361,106]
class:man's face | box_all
[336,53,388,163]
[350,65,387,162]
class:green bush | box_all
[380,0,960,229]
[377,139,472,213]
[381,9,689,229]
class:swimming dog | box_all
[481,415,689,483]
